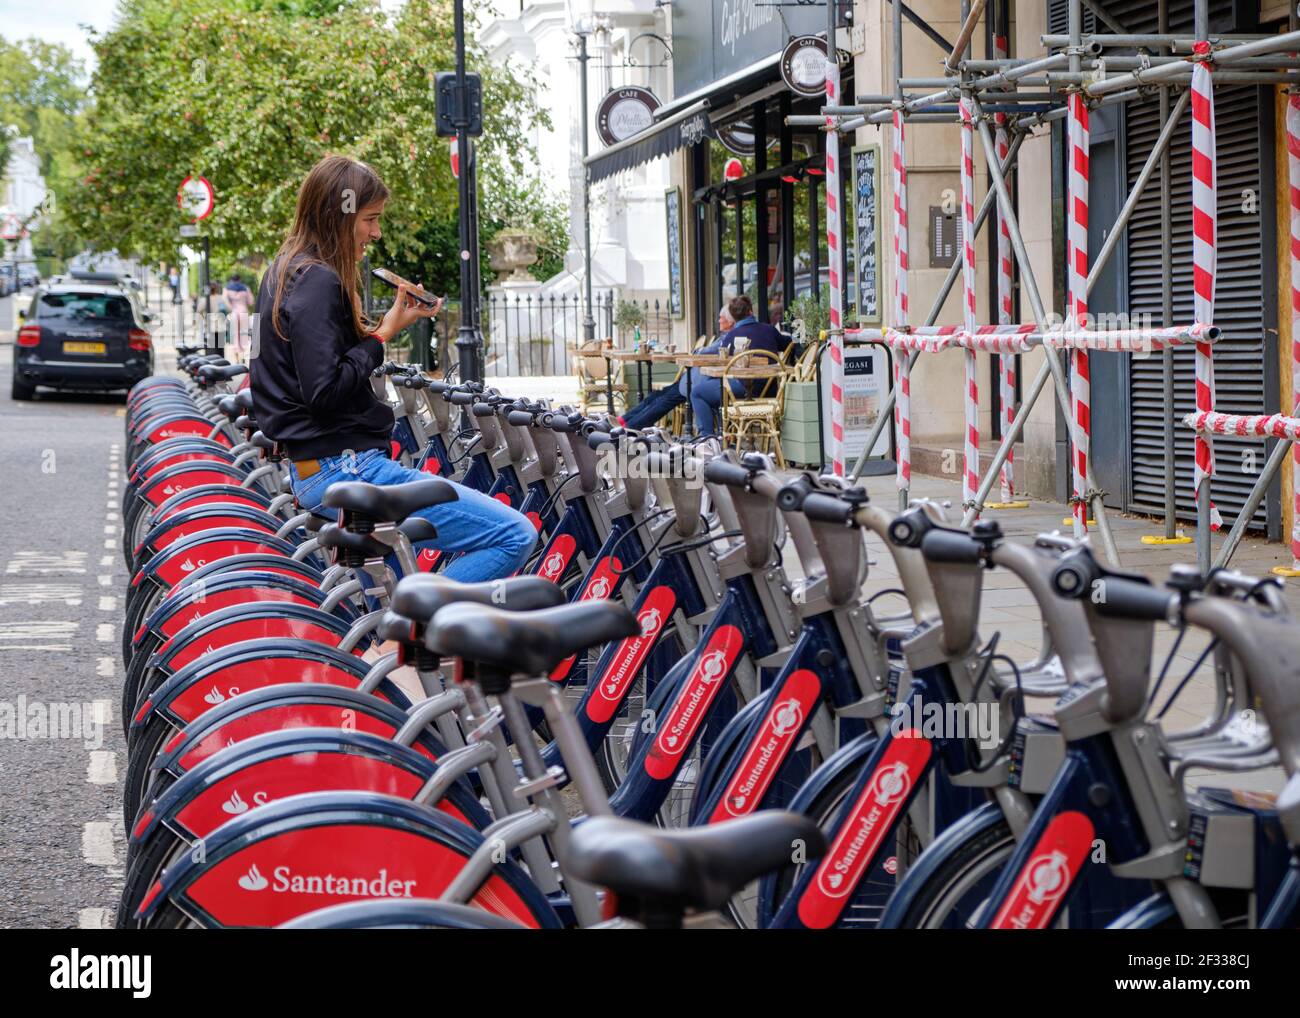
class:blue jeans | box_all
[289,449,537,583]
[621,370,745,435]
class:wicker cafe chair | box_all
[570,340,627,415]
[720,348,790,467]
[790,339,821,383]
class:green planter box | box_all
[782,438,823,467]
[783,380,820,422]
[782,381,822,464]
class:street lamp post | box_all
[574,21,596,345]
[453,0,483,383]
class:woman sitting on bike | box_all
[250,153,537,582]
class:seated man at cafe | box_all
[619,294,787,435]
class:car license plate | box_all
[63,341,106,355]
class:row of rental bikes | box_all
[113,352,1300,929]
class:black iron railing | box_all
[382,290,676,377]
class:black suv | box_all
[13,280,156,399]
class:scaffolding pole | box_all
[823,0,1300,566]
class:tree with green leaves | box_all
[59,0,567,293]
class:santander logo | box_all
[1025,850,1070,906]
[601,605,663,697]
[797,732,932,926]
[221,789,269,815]
[712,670,820,823]
[638,606,662,638]
[817,761,913,898]
[869,761,911,807]
[540,551,566,580]
[988,810,1093,930]
[586,587,676,724]
[179,557,207,573]
[722,699,804,816]
[587,575,612,600]
[237,863,269,891]
[659,649,726,753]
[203,684,239,705]
[644,625,742,779]
[235,862,418,898]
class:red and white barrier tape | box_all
[893,110,911,490]
[826,61,846,477]
[1287,93,1300,567]
[1191,47,1222,529]
[1043,322,1219,350]
[1184,410,1300,443]
[1067,92,1091,532]
[960,99,979,509]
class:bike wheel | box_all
[889,818,1014,929]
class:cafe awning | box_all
[584,99,713,185]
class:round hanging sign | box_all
[780,35,830,97]
[596,86,661,147]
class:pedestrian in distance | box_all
[249,153,536,582]
[223,273,254,356]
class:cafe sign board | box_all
[596,87,661,147]
[780,36,829,97]
[670,0,825,98]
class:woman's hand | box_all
[373,283,443,343]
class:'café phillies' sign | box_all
[596,87,661,147]
[671,0,824,97]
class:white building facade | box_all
[1,134,46,262]
[478,0,673,303]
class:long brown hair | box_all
[268,154,389,339]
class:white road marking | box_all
[4,551,87,574]
[103,539,114,549]
[0,621,78,640]
[99,555,114,567]
[0,584,83,607]
[96,658,115,678]
[81,822,116,866]
[92,699,112,725]
[98,596,116,611]
[96,624,113,643]
[106,511,119,521]
[87,752,117,785]
[103,525,115,535]
[77,908,111,929]
[97,574,112,586]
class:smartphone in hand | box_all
[372,267,442,309]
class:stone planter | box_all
[488,230,540,283]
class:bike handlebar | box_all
[702,458,754,489]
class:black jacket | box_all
[250,259,392,460]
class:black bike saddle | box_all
[427,601,639,676]
[323,478,458,522]
[391,574,565,626]
[567,812,827,915]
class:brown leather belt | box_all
[293,458,321,479]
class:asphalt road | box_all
[0,339,135,928]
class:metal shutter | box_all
[1124,85,1270,529]
[1048,0,1236,37]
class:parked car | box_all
[12,281,156,400]
[0,265,14,297]
[18,265,38,288]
